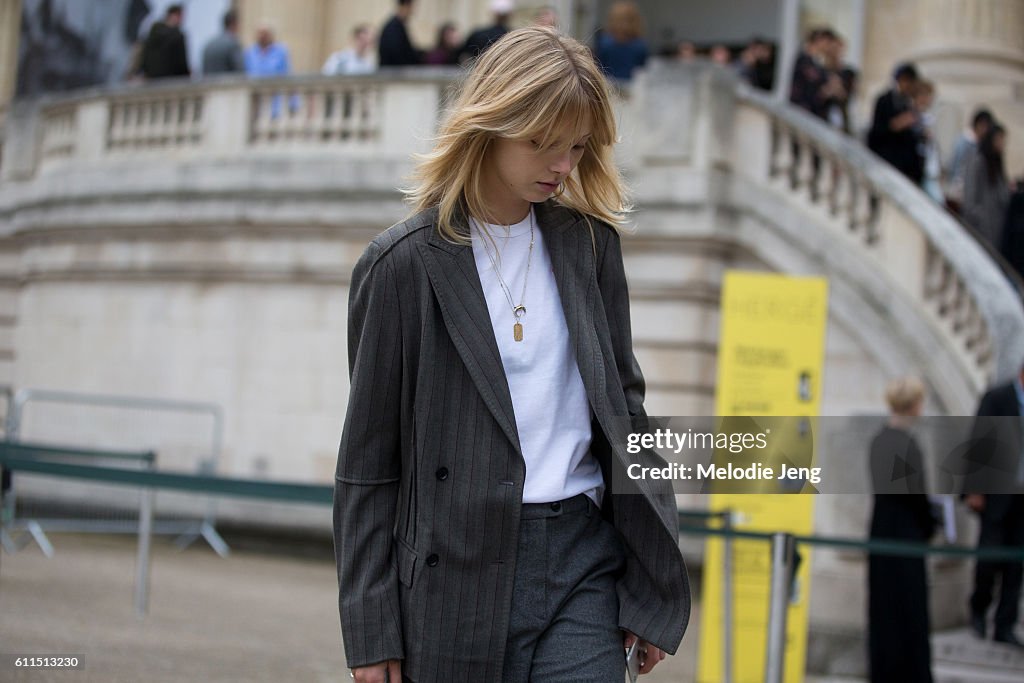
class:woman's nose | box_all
[550,150,572,175]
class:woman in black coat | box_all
[868,376,937,683]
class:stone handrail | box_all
[733,83,1024,388]
[3,70,456,180]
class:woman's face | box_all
[480,124,591,223]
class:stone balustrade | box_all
[732,84,1023,398]
[7,71,452,180]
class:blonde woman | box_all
[334,26,689,683]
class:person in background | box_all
[424,22,460,66]
[245,24,294,118]
[1001,178,1024,282]
[677,41,697,63]
[963,124,1010,249]
[789,28,832,119]
[737,37,774,91]
[822,33,857,133]
[595,1,648,82]
[202,9,244,75]
[947,108,995,211]
[458,0,514,64]
[868,376,937,683]
[963,362,1024,648]
[534,5,558,28]
[912,80,944,203]
[323,24,376,75]
[708,44,731,67]
[140,4,189,79]
[379,0,422,67]
[245,23,290,77]
[867,62,924,184]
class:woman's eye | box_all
[572,144,585,152]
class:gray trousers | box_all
[502,493,627,683]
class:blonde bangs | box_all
[405,27,630,243]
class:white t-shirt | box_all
[470,206,604,505]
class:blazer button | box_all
[435,467,449,481]
[426,553,440,567]
[550,501,562,512]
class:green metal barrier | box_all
[0,455,332,505]
[0,442,156,463]
[677,521,1024,561]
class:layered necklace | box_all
[475,210,535,342]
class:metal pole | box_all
[133,485,153,619]
[721,511,734,683]
[765,532,796,683]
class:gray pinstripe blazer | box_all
[334,200,690,682]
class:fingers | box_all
[623,631,637,649]
[638,642,666,675]
[351,661,396,683]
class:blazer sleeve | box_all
[595,224,690,653]
[596,226,647,427]
[334,240,405,668]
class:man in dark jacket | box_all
[1002,185,1024,282]
[963,363,1024,647]
[458,0,514,64]
[867,62,924,184]
[141,4,190,79]
[379,0,421,67]
[201,9,244,75]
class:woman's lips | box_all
[537,181,559,192]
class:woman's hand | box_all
[623,631,666,675]
[351,659,401,683]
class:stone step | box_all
[933,628,1024,671]
[934,661,1024,683]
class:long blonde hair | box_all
[405,26,630,243]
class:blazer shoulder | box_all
[360,207,438,270]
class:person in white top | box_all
[323,24,376,75]
[337,26,688,683]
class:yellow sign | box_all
[697,271,829,683]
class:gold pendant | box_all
[513,322,523,342]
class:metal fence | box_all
[2,388,228,556]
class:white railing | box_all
[5,71,450,175]
[40,105,76,161]
[108,92,204,151]
[249,82,382,147]
[735,84,1024,387]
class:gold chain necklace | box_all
[476,211,535,342]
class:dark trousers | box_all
[970,496,1024,635]
[502,493,626,683]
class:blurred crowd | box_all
[127,1,551,81]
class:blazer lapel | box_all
[535,201,608,416]
[419,216,523,458]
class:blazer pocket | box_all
[393,535,418,588]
